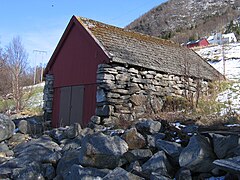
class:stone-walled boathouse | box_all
[43,16,222,127]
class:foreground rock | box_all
[103,167,144,180]
[79,132,128,169]
[1,115,239,179]
[65,164,110,180]
[213,156,240,174]
[122,127,146,149]
[156,139,182,166]
[0,115,15,142]
[0,135,61,179]
[135,119,161,135]
[142,151,173,177]
[179,135,216,173]
[212,134,239,159]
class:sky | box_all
[0,0,167,67]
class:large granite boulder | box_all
[142,151,173,176]
[179,135,216,173]
[11,161,44,180]
[150,172,172,180]
[213,156,240,174]
[147,133,165,148]
[103,167,144,180]
[18,117,43,135]
[135,119,161,135]
[79,133,128,169]
[56,149,80,177]
[212,134,239,159]
[42,163,55,179]
[65,164,110,180]
[122,128,146,149]
[13,135,61,163]
[0,115,15,142]
[124,149,153,163]
[8,133,29,148]
[64,123,82,139]
[156,139,182,165]
[175,167,192,180]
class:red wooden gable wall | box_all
[47,17,110,127]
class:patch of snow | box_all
[23,82,45,90]
[210,59,240,80]
[216,83,240,115]
[225,124,240,127]
[175,139,182,143]
[195,43,240,80]
[195,43,240,117]
[170,122,186,130]
[206,177,225,180]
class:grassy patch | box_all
[0,84,44,116]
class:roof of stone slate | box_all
[76,16,223,80]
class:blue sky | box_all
[0,0,166,66]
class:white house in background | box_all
[207,33,237,45]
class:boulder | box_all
[18,120,28,134]
[103,167,144,180]
[213,156,240,174]
[135,119,161,135]
[147,133,165,148]
[90,116,101,125]
[175,167,192,180]
[150,172,172,180]
[179,135,216,173]
[48,128,66,143]
[18,117,43,135]
[79,133,128,169]
[12,161,44,180]
[155,139,182,165]
[0,142,13,157]
[56,149,80,177]
[182,125,198,134]
[124,149,153,163]
[42,163,55,179]
[127,161,142,173]
[212,134,239,159]
[0,166,12,179]
[13,135,61,163]
[0,116,15,142]
[61,136,82,152]
[142,151,173,176]
[64,123,82,139]
[8,133,29,148]
[65,164,110,180]
[122,128,146,149]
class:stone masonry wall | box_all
[43,74,54,123]
[96,63,209,125]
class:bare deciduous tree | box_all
[0,46,12,96]
[5,36,28,112]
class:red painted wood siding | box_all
[187,39,209,48]
[199,39,209,47]
[49,21,109,127]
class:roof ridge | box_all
[75,16,179,48]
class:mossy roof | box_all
[76,16,222,80]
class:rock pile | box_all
[0,115,239,179]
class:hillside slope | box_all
[126,0,240,43]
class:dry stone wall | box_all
[43,74,54,123]
[96,63,209,124]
